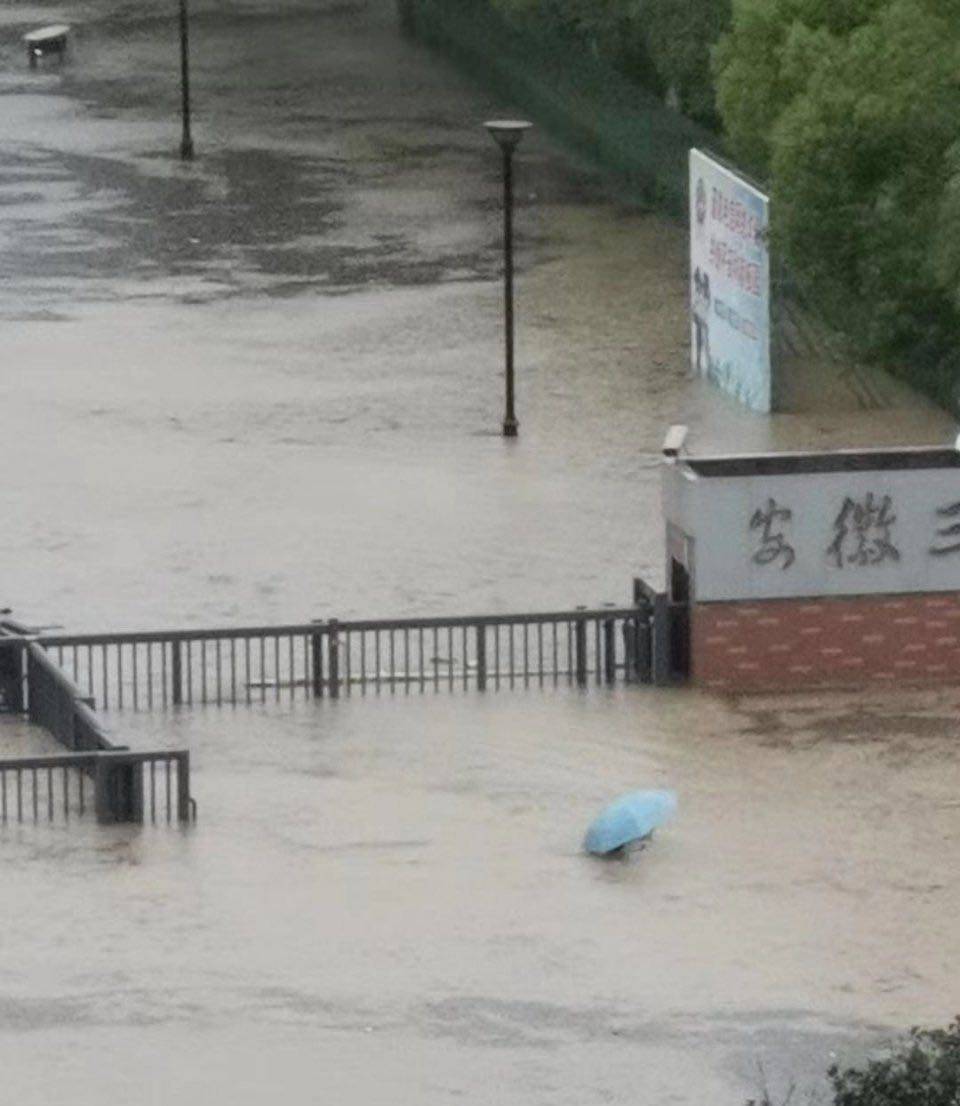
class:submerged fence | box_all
[37,605,654,711]
[0,619,196,824]
[25,640,114,751]
[0,750,193,824]
[0,594,672,825]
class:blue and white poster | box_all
[689,149,771,412]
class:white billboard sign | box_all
[689,149,771,412]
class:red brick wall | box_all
[693,592,960,691]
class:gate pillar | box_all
[95,755,144,824]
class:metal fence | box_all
[37,605,653,710]
[39,623,317,711]
[0,598,667,827]
[314,609,651,698]
[0,750,194,824]
[0,619,197,825]
[25,641,115,750]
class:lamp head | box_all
[484,119,533,152]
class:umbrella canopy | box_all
[583,789,677,856]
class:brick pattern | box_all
[693,592,960,692]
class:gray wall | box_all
[662,460,960,601]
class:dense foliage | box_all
[489,0,731,124]
[714,0,960,402]
[457,0,960,404]
[828,1019,960,1106]
[640,0,731,122]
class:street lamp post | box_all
[485,119,532,438]
[178,0,194,160]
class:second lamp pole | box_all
[179,0,194,159]
[485,119,532,438]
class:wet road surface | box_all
[0,0,952,631]
[1,0,958,1102]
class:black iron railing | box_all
[0,596,669,826]
[25,641,116,750]
[0,619,197,825]
[312,608,651,699]
[40,623,317,711]
[0,750,194,824]
[37,605,653,710]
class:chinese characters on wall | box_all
[930,501,960,556]
[747,492,960,569]
[750,499,795,569]
[826,494,899,567]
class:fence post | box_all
[603,618,616,684]
[65,691,78,750]
[311,622,325,698]
[634,610,652,683]
[171,640,183,706]
[651,593,671,687]
[622,618,636,683]
[476,624,487,691]
[25,647,40,726]
[176,751,191,823]
[328,619,340,699]
[574,618,587,687]
[0,640,24,713]
[94,754,143,824]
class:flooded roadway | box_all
[1,0,959,1102]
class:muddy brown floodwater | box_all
[0,0,958,1102]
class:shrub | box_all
[828,1018,960,1106]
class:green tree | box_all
[714,0,960,400]
[489,0,731,119]
[489,0,634,49]
[934,141,960,312]
[713,0,882,174]
[829,1018,960,1106]
[773,1,960,348]
[640,0,731,124]
[489,0,652,87]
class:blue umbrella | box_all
[583,789,677,856]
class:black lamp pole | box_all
[179,0,194,160]
[485,120,532,438]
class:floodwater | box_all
[1,0,959,1102]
